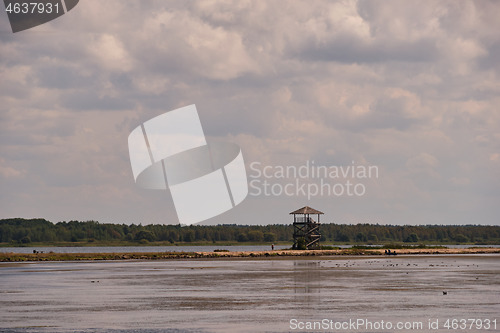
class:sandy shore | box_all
[1,247,499,262]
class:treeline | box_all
[1,218,500,245]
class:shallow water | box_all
[1,244,497,254]
[0,245,293,254]
[0,255,499,333]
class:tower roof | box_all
[289,206,324,215]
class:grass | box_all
[320,245,342,250]
[1,247,500,262]
[351,244,448,250]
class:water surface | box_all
[1,244,497,254]
[0,245,291,254]
[1,254,499,332]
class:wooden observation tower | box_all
[290,206,323,250]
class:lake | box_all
[0,244,292,254]
[0,244,497,254]
[0,254,499,332]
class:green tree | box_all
[335,232,350,242]
[263,232,276,242]
[247,230,264,242]
[20,236,31,244]
[237,233,248,242]
[135,230,155,242]
[355,232,367,242]
[294,238,306,250]
[168,230,178,243]
[454,234,468,243]
[404,233,419,243]
[182,230,195,242]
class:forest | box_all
[1,218,499,246]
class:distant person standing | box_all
[271,244,274,250]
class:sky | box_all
[0,0,499,226]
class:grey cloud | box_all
[35,64,95,89]
[362,96,422,131]
[478,40,500,72]
[295,35,438,64]
[61,91,134,111]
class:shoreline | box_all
[1,247,499,262]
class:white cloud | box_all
[0,158,23,179]
[87,34,133,72]
[137,9,258,80]
[406,153,439,176]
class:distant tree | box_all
[182,230,195,242]
[294,237,306,250]
[134,230,155,242]
[454,234,468,243]
[355,232,367,242]
[404,233,419,243]
[237,233,248,242]
[167,230,178,243]
[335,233,350,242]
[20,236,31,244]
[263,232,276,242]
[2,219,500,245]
[247,230,264,242]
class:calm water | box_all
[0,255,499,333]
[0,244,497,254]
[0,245,292,254]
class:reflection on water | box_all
[0,255,499,333]
[293,261,321,306]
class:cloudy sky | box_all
[0,0,499,226]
